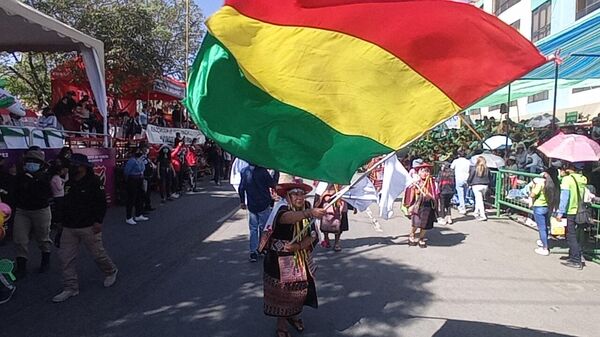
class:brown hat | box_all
[275,179,313,198]
[413,162,433,171]
[24,149,45,163]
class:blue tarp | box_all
[470,10,600,109]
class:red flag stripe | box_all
[224,0,546,107]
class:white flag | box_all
[378,153,410,220]
[343,175,378,212]
[229,158,249,193]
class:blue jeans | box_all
[456,180,467,212]
[248,207,271,253]
[532,206,549,249]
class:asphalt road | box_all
[1,180,600,337]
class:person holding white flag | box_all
[403,162,439,248]
[378,153,411,220]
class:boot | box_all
[39,252,50,273]
[15,257,27,281]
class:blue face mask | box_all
[24,162,41,173]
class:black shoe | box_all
[559,256,570,260]
[145,207,156,212]
[249,253,258,262]
[561,260,583,270]
[39,252,50,273]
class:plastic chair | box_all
[0,259,15,281]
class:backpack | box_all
[571,176,592,225]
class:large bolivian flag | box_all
[185,0,547,184]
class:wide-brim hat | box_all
[413,162,434,171]
[24,149,45,163]
[70,153,93,167]
[276,181,313,198]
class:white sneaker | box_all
[458,209,467,215]
[52,289,79,303]
[446,216,453,224]
[126,218,137,225]
[170,193,180,199]
[104,269,118,288]
[134,215,149,221]
[534,247,550,256]
[536,239,543,247]
[437,217,446,225]
[477,216,487,221]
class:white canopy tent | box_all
[0,0,108,144]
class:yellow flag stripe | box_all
[207,6,461,149]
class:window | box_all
[494,0,520,15]
[527,90,549,103]
[577,0,600,20]
[531,1,551,42]
[489,101,517,111]
[510,19,521,30]
[572,85,600,93]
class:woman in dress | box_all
[263,180,326,337]
[315,184,349,252]
[403,162,439,248]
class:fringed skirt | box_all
[263,261,318,317]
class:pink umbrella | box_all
[538,133,600,162]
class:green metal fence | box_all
[494,169,539,217]
[493,168,600,263]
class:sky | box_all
[196,0,223,18]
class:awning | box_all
[0,0,107,121]
[471,9,600,109]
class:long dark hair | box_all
[544,168,560,213]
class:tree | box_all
[0,0,205,109]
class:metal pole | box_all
[505,84,511,159]
[184,0,190,126]
[551,61,559,132]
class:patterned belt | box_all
[270,239,290,252]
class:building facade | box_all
[473,0,600,121]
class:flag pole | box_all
[291,150,399,243]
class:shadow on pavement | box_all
[97,235,434,337]
[430,317,577,337]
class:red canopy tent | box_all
[51,58,185,115]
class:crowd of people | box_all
[120,135,232,225]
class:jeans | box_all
[472,185,488,219]
[532,206,549,248]
[125,177,144,219]
[456,180,467,212]
[439,194,453,218]
[248,207,271,253]
[566,215,582,263]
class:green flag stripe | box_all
[184,34,391,183]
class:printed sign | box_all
[444,115,461,129]
[153,79,185,99]
[146,124,205,145]
[564,111,578,124]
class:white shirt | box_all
[451,157,472,182]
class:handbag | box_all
[278,255,308,283]
[319,193,343,233]
[571,176,592,225]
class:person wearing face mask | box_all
[13,149,52,279]
[123,148,148,225]
[52,154,118,302]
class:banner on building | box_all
[146,124,205,145]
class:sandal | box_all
[276,329,292,337]
[408,238,418,247]
[418,240,427,248]
[287,317,305,332]
[334,245,342,252]
[321,240,331,249]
